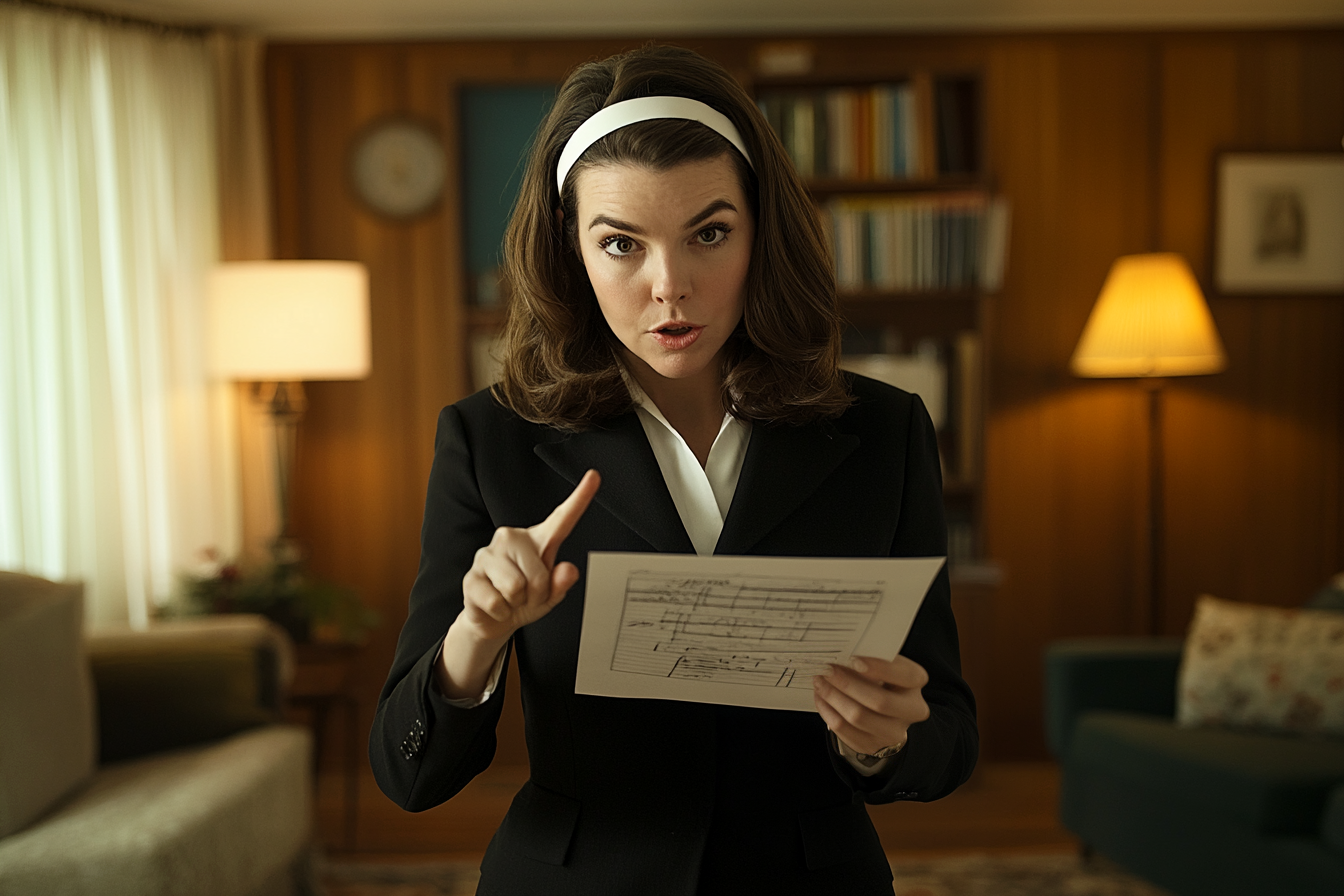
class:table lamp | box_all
[208,260,370,564]
[1070,252,1227,634]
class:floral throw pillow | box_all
[1177,594,1344,736]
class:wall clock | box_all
[349,119,447,220]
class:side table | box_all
[288,642,361,850]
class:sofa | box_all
[0,571,314,896]
[1045,590,1344,896]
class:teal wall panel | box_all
[461,84,557,302]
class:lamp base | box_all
[251,381,306,550]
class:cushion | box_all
[1177,594,1344,736]
[0,572,96,839]
[0,725,311,896]
[1070,711,1344,835]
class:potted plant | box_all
[175,549,379,645]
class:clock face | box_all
[350,120,446,219]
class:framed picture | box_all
[1215,153,1344,294]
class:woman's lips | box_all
[649,324,704,350]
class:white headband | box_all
[555,96,754,191]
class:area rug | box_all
[318,852,1172,896]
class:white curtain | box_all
[0,4,239,628]
[208,31,282,568]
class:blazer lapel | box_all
[534,412,695,554]
[715,421,859,556]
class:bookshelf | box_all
[752,61,1005,575]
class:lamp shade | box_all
[208,261,370,381]
[1070,253,1227,378]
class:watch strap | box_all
[854,740,906,767]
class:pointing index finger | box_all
[530,469,601,563]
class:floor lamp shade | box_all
[1070,253,1227,378]
[208,261,370,381]
[1070,252,1227,637]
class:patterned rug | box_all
[318,852,1172,896]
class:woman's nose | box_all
[649,250,690,304]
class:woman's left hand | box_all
[813,655,930,756]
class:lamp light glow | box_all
[208,261,370,381]
[1070,253,1227,379]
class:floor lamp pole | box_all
[261,380,306,569]
[1145,378,1166,636]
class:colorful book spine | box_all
[760,76,979,183]
[827,90,855,179]
[823,193,1009,294]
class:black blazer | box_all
[370,374,977,896]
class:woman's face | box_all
[573,154,753,389]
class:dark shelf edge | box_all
[806,176,987,195]
[839,289,982,303]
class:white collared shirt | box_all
[625,377,750,556]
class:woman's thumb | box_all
[547,561,581,606]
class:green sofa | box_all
[0,572,314,896]
[1045,621,1344,896]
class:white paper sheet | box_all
[574,552,946,712]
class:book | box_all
[826,89,855,179]
[912,72,937,180]
[854,89,873,181]
[790,96,815,178]
[953,331,982,484]
[979,198,1011,291]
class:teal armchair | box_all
[1045,637,1344,896]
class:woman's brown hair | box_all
[496,44,851,429]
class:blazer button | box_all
[399,719,427,760]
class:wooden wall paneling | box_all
[1157,37,1238,278]
[1155,37,1241,633]
[268,31,1344,774]
[309,46,428,703]
[1235,34,1311,148]
[1051,34,1161,642]
[404,49,467,456]
[1159,33,1344,634]
[266,44,461,749]
[980,35,1157,757]
[1300,35,1344,148]
[267,50,301,260]
[980,38,1061,758]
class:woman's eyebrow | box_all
[587,198,739,234]
[682,199,737,230]
[587,214,645,234]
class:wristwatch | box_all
[854,741,906,768]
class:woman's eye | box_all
[602,236,636,256]
[696,227,727,246]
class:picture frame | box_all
[1215,152,1344,295]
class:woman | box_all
[370,44,977,896]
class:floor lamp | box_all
[1069,253,1227,635]
[208,261,371,567]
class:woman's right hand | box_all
[436,470,601,699]
[460,468,601,642]
[459,467,602,642]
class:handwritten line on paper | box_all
[576,553,945,712]
[611,571,885,689]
